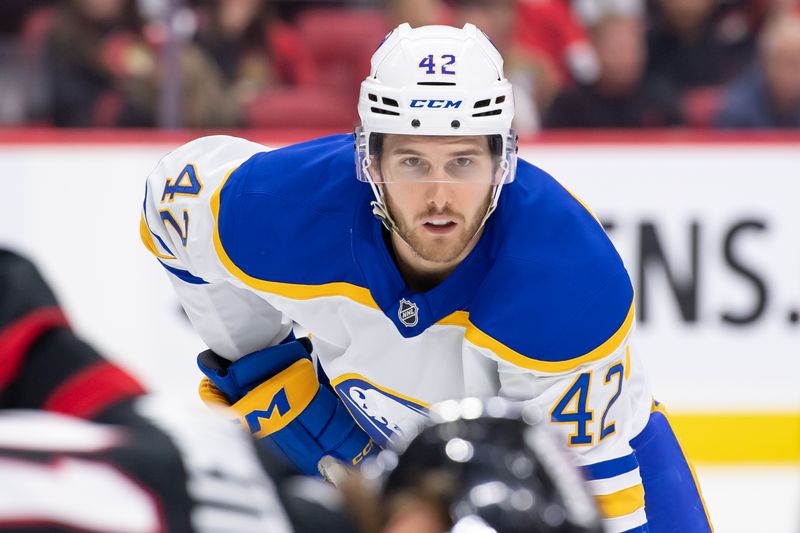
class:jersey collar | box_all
[351,186,498,337]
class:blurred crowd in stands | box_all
[1,0,799,131]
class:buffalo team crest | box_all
[398,298,418,327]
[333,377,429,448]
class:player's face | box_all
[379,135,493,265]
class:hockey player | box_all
[141,24,712,532]
[0,249,356,533]
[374,397,604,533]
[0,248,145,421]
[0,403,298,533]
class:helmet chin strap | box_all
[368,180,417,252]
[364,157,413,250]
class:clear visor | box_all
[355,127,517,185]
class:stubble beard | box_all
[386,194,491,264]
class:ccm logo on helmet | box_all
[409,99,462,109]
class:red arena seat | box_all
[245,87,357,129]
[681,86,724,129]
[295,8,389,96]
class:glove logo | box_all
[244,387,291,434]
[352,439,375,465]
[398,298,418,327]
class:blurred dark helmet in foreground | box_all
[367,398,603,533]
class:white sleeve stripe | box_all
[602,507,648,533]
[585,469,642,496]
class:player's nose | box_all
[424,181,452,210]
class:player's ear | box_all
[492,160,504,184]
[368,157,382,181]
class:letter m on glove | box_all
[231,359,319,439]
[244,388,290,433]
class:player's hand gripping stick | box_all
[196,337,377,479]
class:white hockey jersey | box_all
[142,134,656,532]
[0,401,293,533]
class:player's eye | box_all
[453,157,472,167]
[402,157,422,167]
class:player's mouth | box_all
[422,218,458,235]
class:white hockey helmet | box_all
[355,23,518,230]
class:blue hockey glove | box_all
[196,337,377,477]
